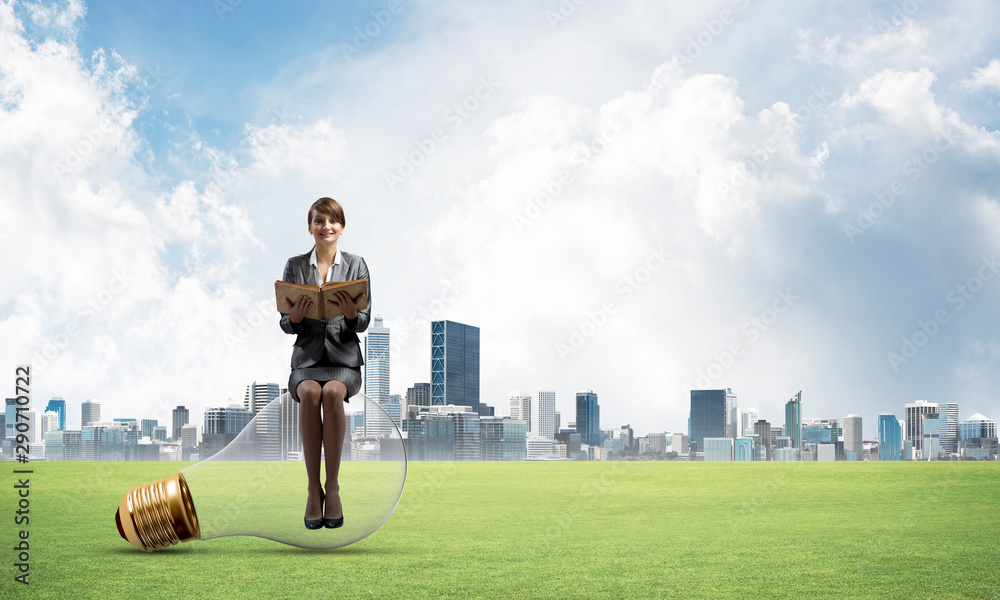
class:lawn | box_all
[3,461,998,599]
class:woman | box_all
[279,197,370,529]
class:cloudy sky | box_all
[2,0,999,439]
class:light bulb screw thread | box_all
[115,472,201,552]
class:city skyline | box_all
[2,2,999,439]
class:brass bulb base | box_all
[115,472,201,552]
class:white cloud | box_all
[962,58,1000,92]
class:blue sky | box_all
[2,0,999,439]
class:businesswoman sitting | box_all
[279,197,370,529]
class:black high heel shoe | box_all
[323,491,344,529]
[304,491,325,530]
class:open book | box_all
[274,278,368,321]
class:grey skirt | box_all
[288,361,362,403]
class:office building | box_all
[245,382,281,414]
[753,419,772,461]
[878,413,902,461]
[785,391,802,449]
[938,402,959,454]
[648,432,667,454]
[406,382,431,407]
[204,405,252,435]
[279,393,301,460]
[401,407,455,460]
[45,397,67,430]
[534,389,556,440]
[439,405,481,460]
[959,413,997,441]
[817,444,836,461]
[172,406,190,441]
[576,391,600,447]
[671,432,689,456]
[844,414,862,458]
[431,320,485,414]
[510,392,532,433]
[734,437,754,461]
[480,417,527,460]
[141,419,158,438]
[905,400,938,452]
[704,437,733,461]
[921,414,941,460]
[689,388,737,450]
[43,430,81,460]
[741,408,759,437]
[365,316,391,406]
[81,400,100,428]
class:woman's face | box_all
[308,211,344,247]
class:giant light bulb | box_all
[115,393,406,551]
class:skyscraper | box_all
[430,320,484,414]
[575,391,601,447]
[878,413,902,461]
[509,391,532,434]
[365,317,392,436]
[279,393,301,460]
[785,391,802,449]
[45,397,66,430]
[244,382,280,414]
[938,402,959,455]
[921,414,941,460]
[172,406,190,441]
[844,414,862,458]
[534,389,556,441]
[81,400,100,428]
[689,388,737,451]
[753,419,772,460]
[365,316,390,403]
[406,382,431,407]
[740,408,759,437]
[905,400,938,452]
[959,413,997,440]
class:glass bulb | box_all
[115,393,406,551]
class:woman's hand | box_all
[330,290,366,320]
[287,294,312,324]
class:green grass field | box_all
[3,461,999,600]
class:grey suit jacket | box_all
[279,251,371,370]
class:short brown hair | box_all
[308,197,346,228]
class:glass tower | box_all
[785,391,802,449]
[575,391,600,447]
[430,320,483,414]
[878,413,902,461]
[365,316,392,436]
[689,388,737,450]
[45,397,67,430]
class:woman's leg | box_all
[321,380,348,519]
[297,380,324,520]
